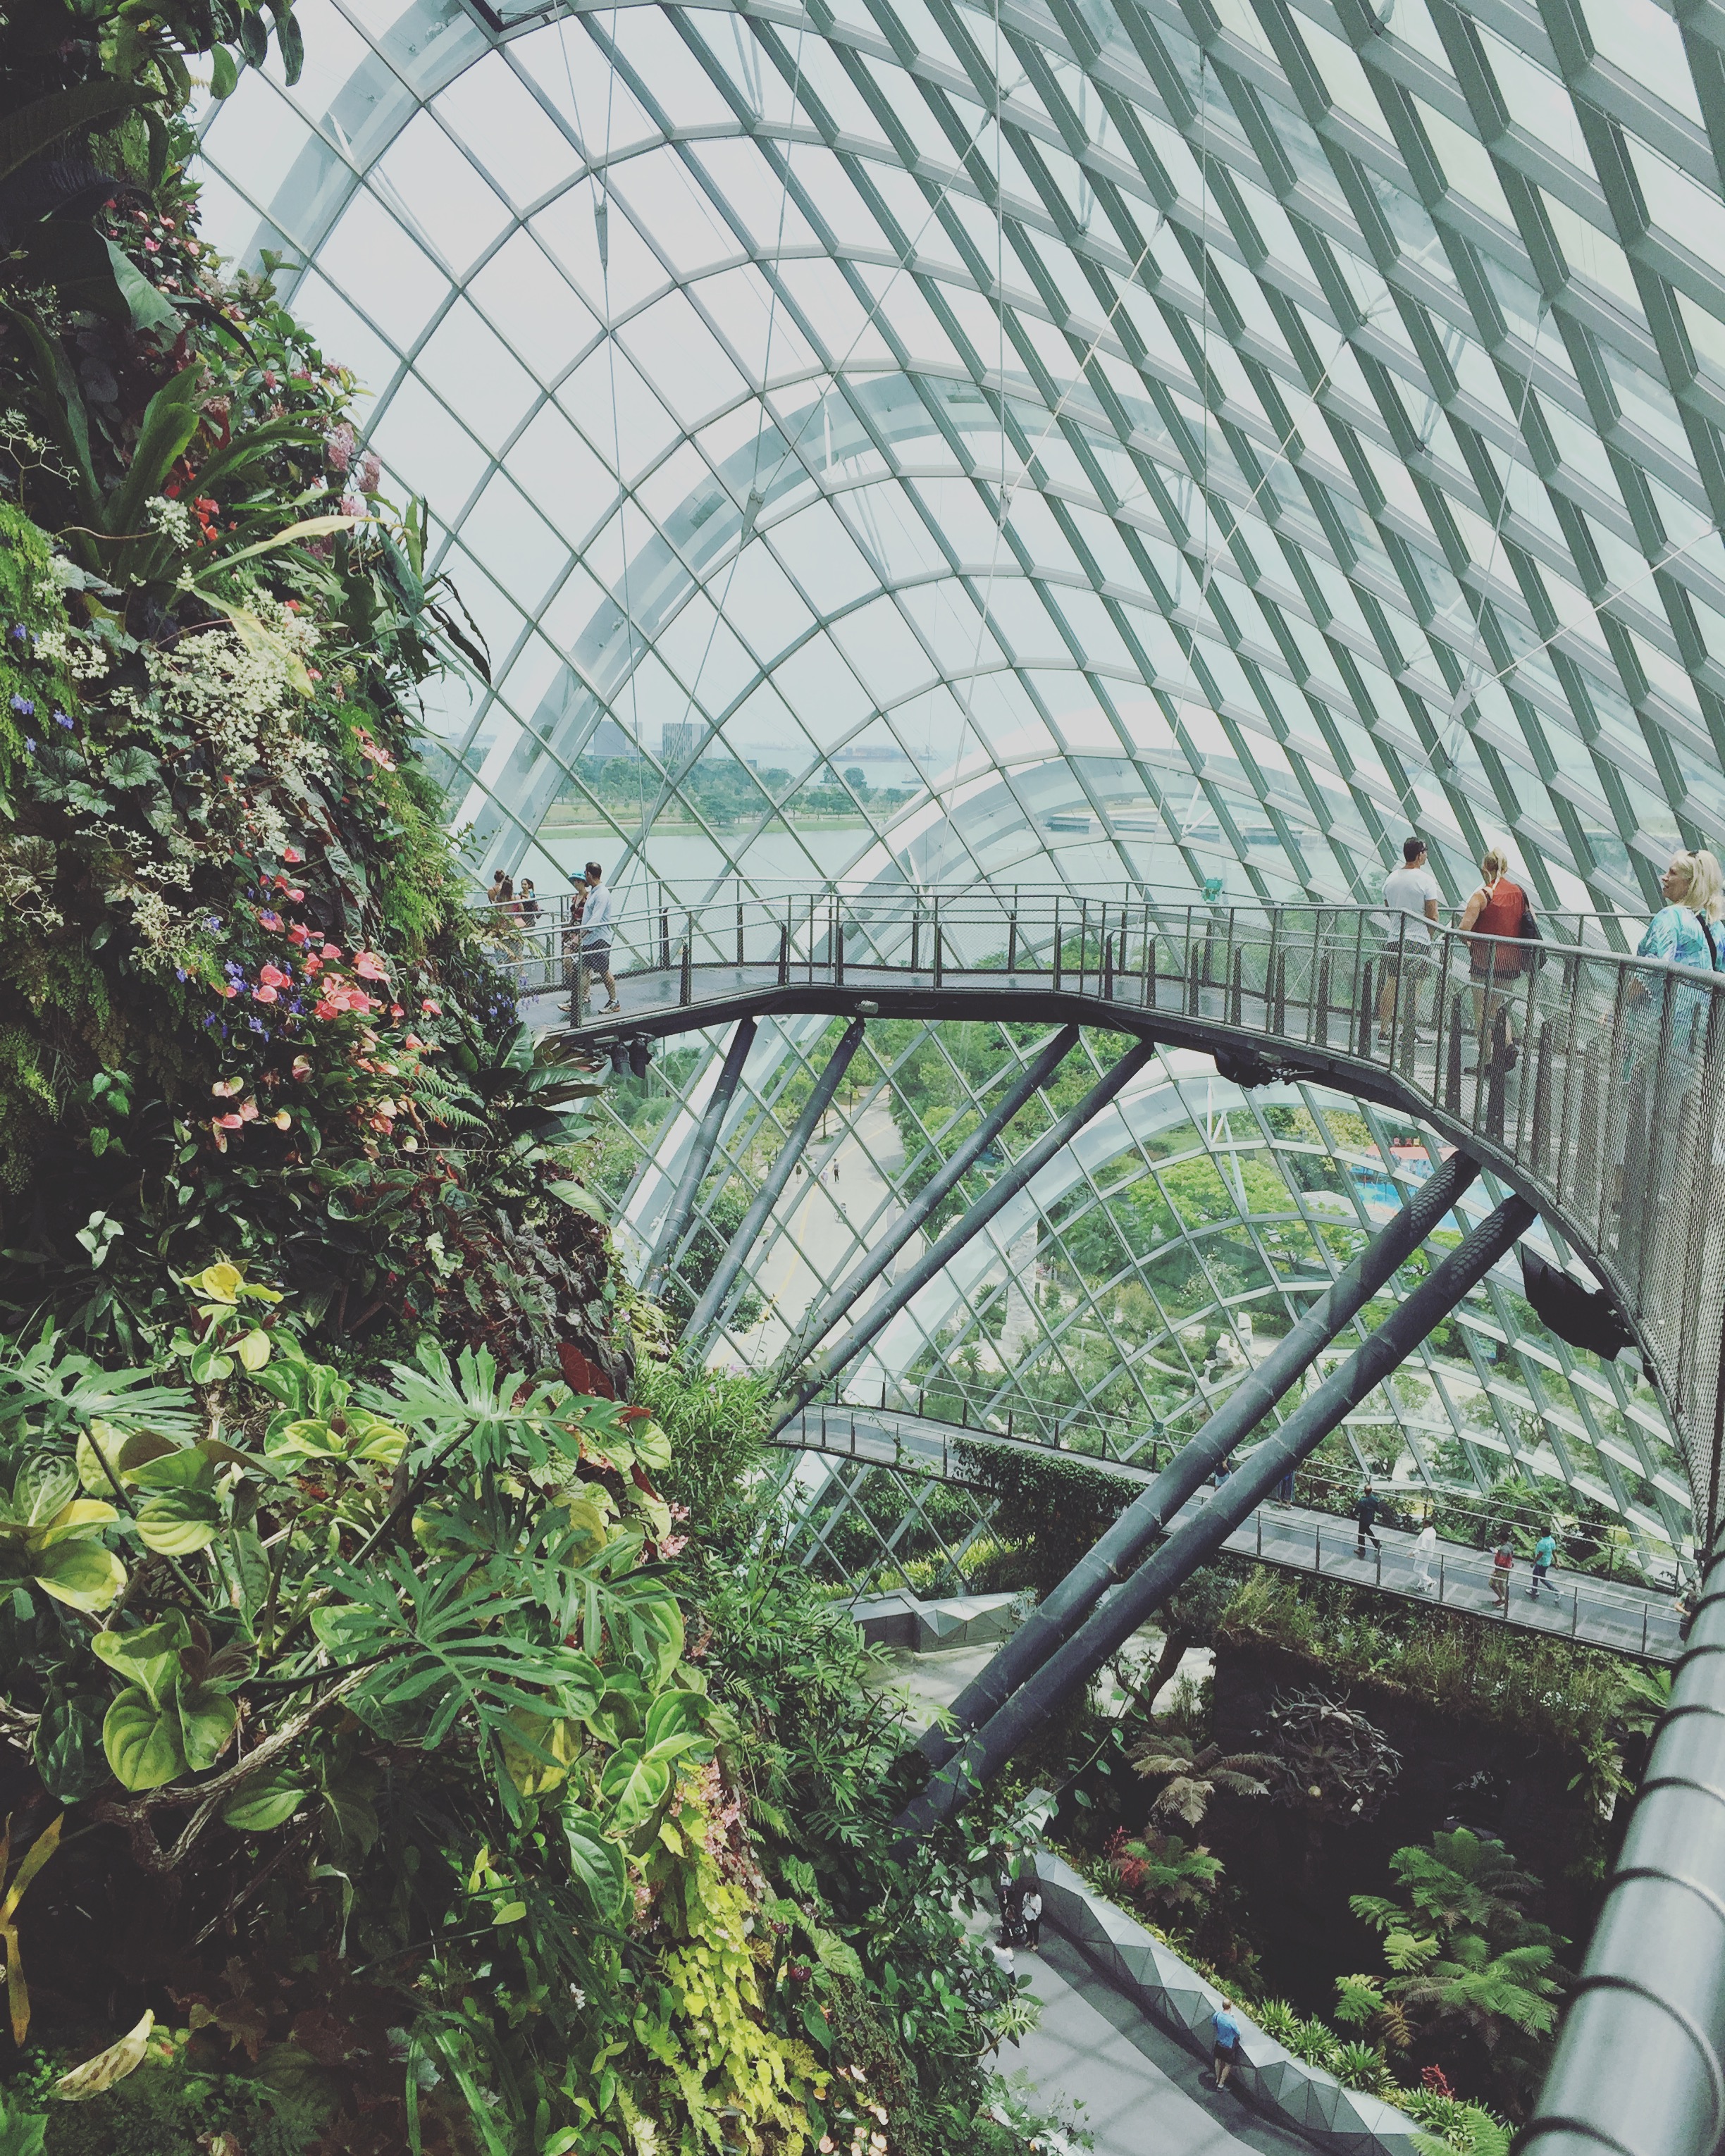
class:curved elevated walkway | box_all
[522,888,1724,1537]
[790,1402,1685,1664]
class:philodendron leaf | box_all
[31,1499,118,1549]
[32,1539,125,1614]
[499,1703,578,1797]
[219,1772,307,1833]
[177,1680,237,1773]
[51,2011,155,2100]
[135,1485,222,1556]
[34,1692,111,1802]
[92,1613,190,1706]
[235,1329,271,1373]
[127,1444,216,1492]
[598,1744,672,1835]
[102,1688,185,1791]
[13,1458,77,1528]
[562,1808,627,1921]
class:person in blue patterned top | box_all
[1637,850,1725,972]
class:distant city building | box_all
[591,719,636,758]
[661,721,702,765]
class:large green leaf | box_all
[643,1690,708,1750]
[32,1539,125,1613]
[12,1458,76,1528]
[177,1680,237,1772]
[0,80,156,182]
[598,1743,672,1835]
[102,1687,184,1792]
[562,1809,627,1921]
[125,1443,216,1492]
[92,1614,188,1708]
[0,223,175,333]
[220,1773,307,1833]
[135,1485,222,1556]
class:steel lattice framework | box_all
[192,0,1724,1575]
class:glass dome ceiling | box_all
[192,0,1721,1578]
[197,0,1725,917]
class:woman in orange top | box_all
[1457,849,1532,1070]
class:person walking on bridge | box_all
[1378,836,1440,1043]
[1529,1528,1560,1601]
[1356,1480,1381,1560]
[579,860,621,1014]
[1414,1516,1438,1592]
[1211,1999,1243,2092]
[1457,848,1535,1072]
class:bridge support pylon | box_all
[892,1190,1535,1838]
[918,1145,1483,1770]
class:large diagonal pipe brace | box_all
[894,1191,1535,1838]
[682,1017,867,1351]
[920,1147,1483,1768]
[774,1039,1156,1430]
[643,1018,756,1288]
[779,1024,1080,1372]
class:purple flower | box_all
[10,695,33,717]
[248,1016,264,1033]
[8,625,24,642]
[23,738,35,754]
[207,915,221,930]
[54,711,73,730]
[175,967,187,981]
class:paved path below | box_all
[997,1931,1317,2156]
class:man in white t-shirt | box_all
[579,861,620,1013]
[1378,836,1440,1042]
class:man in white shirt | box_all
[1378,836,1441,1043]
[1414,1516,1438,1592]
[579,861,620,1013]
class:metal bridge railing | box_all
[512,887,1724,1538]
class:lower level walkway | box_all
[997,1929,1316,2156]
[786,1402,1685,1663]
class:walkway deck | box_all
[998,1931,1316,2156]
[515,888,1725,1539]
[784,1402,1685,1664]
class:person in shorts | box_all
[579,860,619,1012]
[1378,836,1441,1043]
[1490,1538,1514,1612]
[1211,1998,1242,2090]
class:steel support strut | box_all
[1516,1539,1725,2156]
[774,1040,1157,1430]
[643,1019,757,1288]
[920,1147,1483,1768]
[681,1019,867,1350]
[893,1191,1535,1838]
[781,1027,1080,1373]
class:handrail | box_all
[521,885,1724,1536]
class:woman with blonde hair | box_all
[1457,847,1535,1070]
[1637,848,1725,970]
